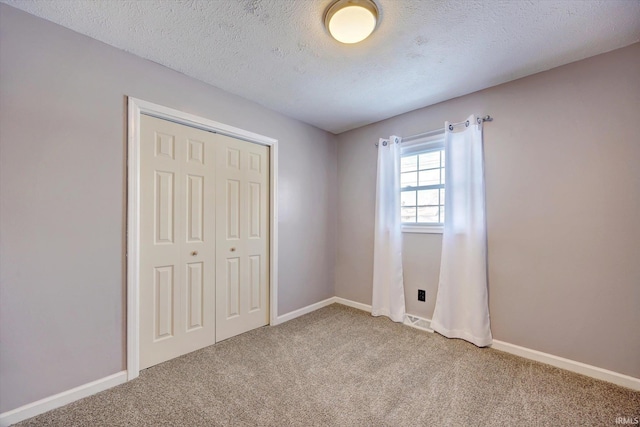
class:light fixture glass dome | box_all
[324,0,379,44]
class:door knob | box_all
[230,247,236,252]
[191,251,198,256]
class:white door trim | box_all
[126,97,279,380]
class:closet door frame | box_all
[126,97,279,380]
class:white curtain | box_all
[372,135,406,323]
[430,115,492,347]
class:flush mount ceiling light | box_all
[324,0,379,44]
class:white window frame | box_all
[400,132,445,234]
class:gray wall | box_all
[0,5,337,412]
[336,43,640,379]
[2,1,638,415]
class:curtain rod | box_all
[375,115,493,147]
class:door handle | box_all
[230,247,236,252]
[190,251,198,256]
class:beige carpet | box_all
[16,304,639,426]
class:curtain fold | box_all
[372,136,406,323]
[431,115,492,347]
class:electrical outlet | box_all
[418,289,426,302]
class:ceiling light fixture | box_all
[324,0,379,44]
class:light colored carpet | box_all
[16,304,639,426]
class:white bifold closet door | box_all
[215,134,270,342]
[139,114,269,370]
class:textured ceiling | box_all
[3,0,640,134]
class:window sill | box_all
[402,225,444,234]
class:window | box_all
[400,134,445,233]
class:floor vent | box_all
[405,315,433,332]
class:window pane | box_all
[401,190,416,207]
[401,207,416,223]
[401,146,447,226]
[401,171,417,188]
[417,189,439,206]
[417,206,439,223]
[419,151,440,170]
[419,168,441,186]
[401,155,418,173]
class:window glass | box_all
[400,138,445,228]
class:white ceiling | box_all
[4,0,640,134]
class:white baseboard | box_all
[275,297,374,325]
[0,371,127,427]
[333,297,372,312]
[490,340,640,391]
[333,297,640,391]
[273,297,336,325]
[333,297,435,333]
[4,298,637,427]
[2,297,340,425]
